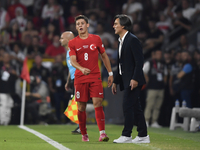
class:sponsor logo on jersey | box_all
[76,47,82,51]
[90,44,96,51]
[83,45,88,48]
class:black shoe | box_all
[71,127,81,134]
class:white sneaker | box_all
[132,135,150,143]
[151,122,162,128]
[113,136,132,143]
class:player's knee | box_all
[78,103,86,111]
[93,100,102,108]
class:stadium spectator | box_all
[25,74,51,124]
[27,35,45,59]
[132,23,147,44]
[10,42,25,75]
[182,0,197,21]
[0,52,18,125]
[21,34,32,56]
[169,50,182,99]
[122,0,143,16]
[21,20,39,44]
[176,50,194,108]
[38,26,52,48]
[96,22,115,45]
[0,3,10,31]
[41,0,64,33]
[143,49,167,128]
[49,54,69,123]
[88,12,98,34]
[19,0,34,17]
[44,35,66,58]
[156,13,173,35]
[46,23,58,44]
[163,0,177,21]
[41,0,63,23]
[67,5,80,25]
[98,9,112,31]
[10,7,27,32]
[7,21,21,47]
[7,0,27,19]
[30,54,51,86]
[177,34,196,53]
[159,50,174,126]
[170,6,192,42]
[143,18,164,56]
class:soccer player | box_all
[68,15,113,142]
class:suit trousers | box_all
[122,86,147,137]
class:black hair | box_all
[114,14,132,32]
[75,15,89,24]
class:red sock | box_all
[95,106,105,131]
[78,110,87,135]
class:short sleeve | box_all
[96,36,105,54]
[164,66,168,76]
[143,61,150,74]
[68,40,76,56]
[182,63,192,74]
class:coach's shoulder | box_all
[129,33,140,42]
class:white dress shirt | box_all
[118,31,128,75]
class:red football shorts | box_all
[74,81,104,102]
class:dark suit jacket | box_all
[114,32,146,91]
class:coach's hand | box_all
[111,83,117,95]
[130,79,138,90]
[108,76,113,87]
[81,68,91,75]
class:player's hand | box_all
[111,83,117,95]
[108,75,113,87]
[65,82,70,91]
[81,68,91,75]
[130,79,138,90]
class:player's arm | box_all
[70,55,91,75]
[100,52,113,87]
[65,71,71,91]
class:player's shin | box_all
[95,106,105,134]
[78,110,87,135]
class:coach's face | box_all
[113,18,124,35]
[76,19,89,34]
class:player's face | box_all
[113,18,124,35]
[60,34,69,47]
[76,19,89,34]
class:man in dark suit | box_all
[112,14,150,143]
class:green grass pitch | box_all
[0,124,200,150]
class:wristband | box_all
[108,72,113,76]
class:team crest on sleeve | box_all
[90,44,96,51]
[102,44,104,48]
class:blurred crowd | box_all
[0,0,200,126]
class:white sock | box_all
[100,130,105,135]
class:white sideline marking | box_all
[18,125,70,150]
[138,144,161,150]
